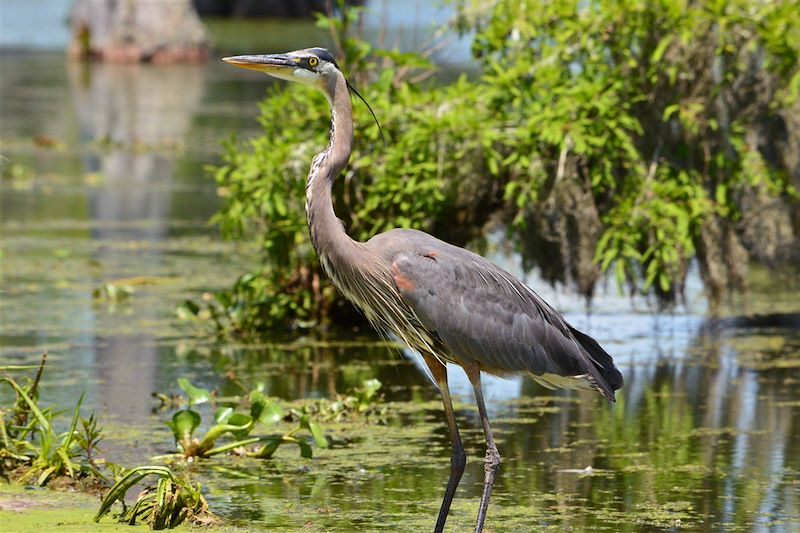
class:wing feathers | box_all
[391,244,622,401]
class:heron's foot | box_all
[483,444,500,474]
[474,444,500,533]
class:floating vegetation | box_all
[92,282,136,303]
[159,378,328,460]
[299,378,387,422]
[94,465,215,529]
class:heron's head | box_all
[223,47,386,145]
[223,48,341,95]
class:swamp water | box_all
[1,51,799,532]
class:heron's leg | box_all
[423,354,466,533]
[465,364,500,533]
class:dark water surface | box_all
[1,51,799,532]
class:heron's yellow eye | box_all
[308,57,319,67]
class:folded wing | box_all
[390,243,623,401]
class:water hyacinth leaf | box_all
[204,436,261,457]
[249,390,267,421]
[360,378,381,400]
[300,414,328,448]
[258,401,284,426]
[214,406,234,424]
[197,415,254,453]
[178,378,211,405]
[198,422,244,447]
[226,413,254,439]
[297,440,313,459]
[168,409,201,441]
[308,421,328,448]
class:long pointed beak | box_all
[222,54,296,74]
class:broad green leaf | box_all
[177,378,211,405]
[258,402,284,426]
[307,420,328,448]
[168,410,201,442]
[226,413,254,439]
[249,390,267,421]
[297,441,313,459]
[300,415,328,448]
[197,416,254,454]
[214,407,234,424]
[205,436,261,457]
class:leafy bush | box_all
[199,0,798,337]
[455,0,799,301]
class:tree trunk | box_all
[69,0,209,63]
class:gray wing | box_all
[389,240,622,400]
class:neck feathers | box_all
[305,71,361,283]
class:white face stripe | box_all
[288,62,323,88]
[293,69,318,80]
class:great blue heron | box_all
[224,47,623,533]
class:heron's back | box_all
[366,229,623,401]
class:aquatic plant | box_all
[162,378,328,460]
[92,282,135,303]
[302,378,387,422]
[94,465,215,529]
[0,354,109,487]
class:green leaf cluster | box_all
[162,379,327,460]
[300,377,387,423]
[458,0,798,301]
[94,465,215,529]
[1,355,108,486]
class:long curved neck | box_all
[306,72,363,279]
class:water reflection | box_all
[68,60,205,239]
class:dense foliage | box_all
[457,0,799,301]
[198,0,799,337]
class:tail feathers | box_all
[569,325,624,400]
